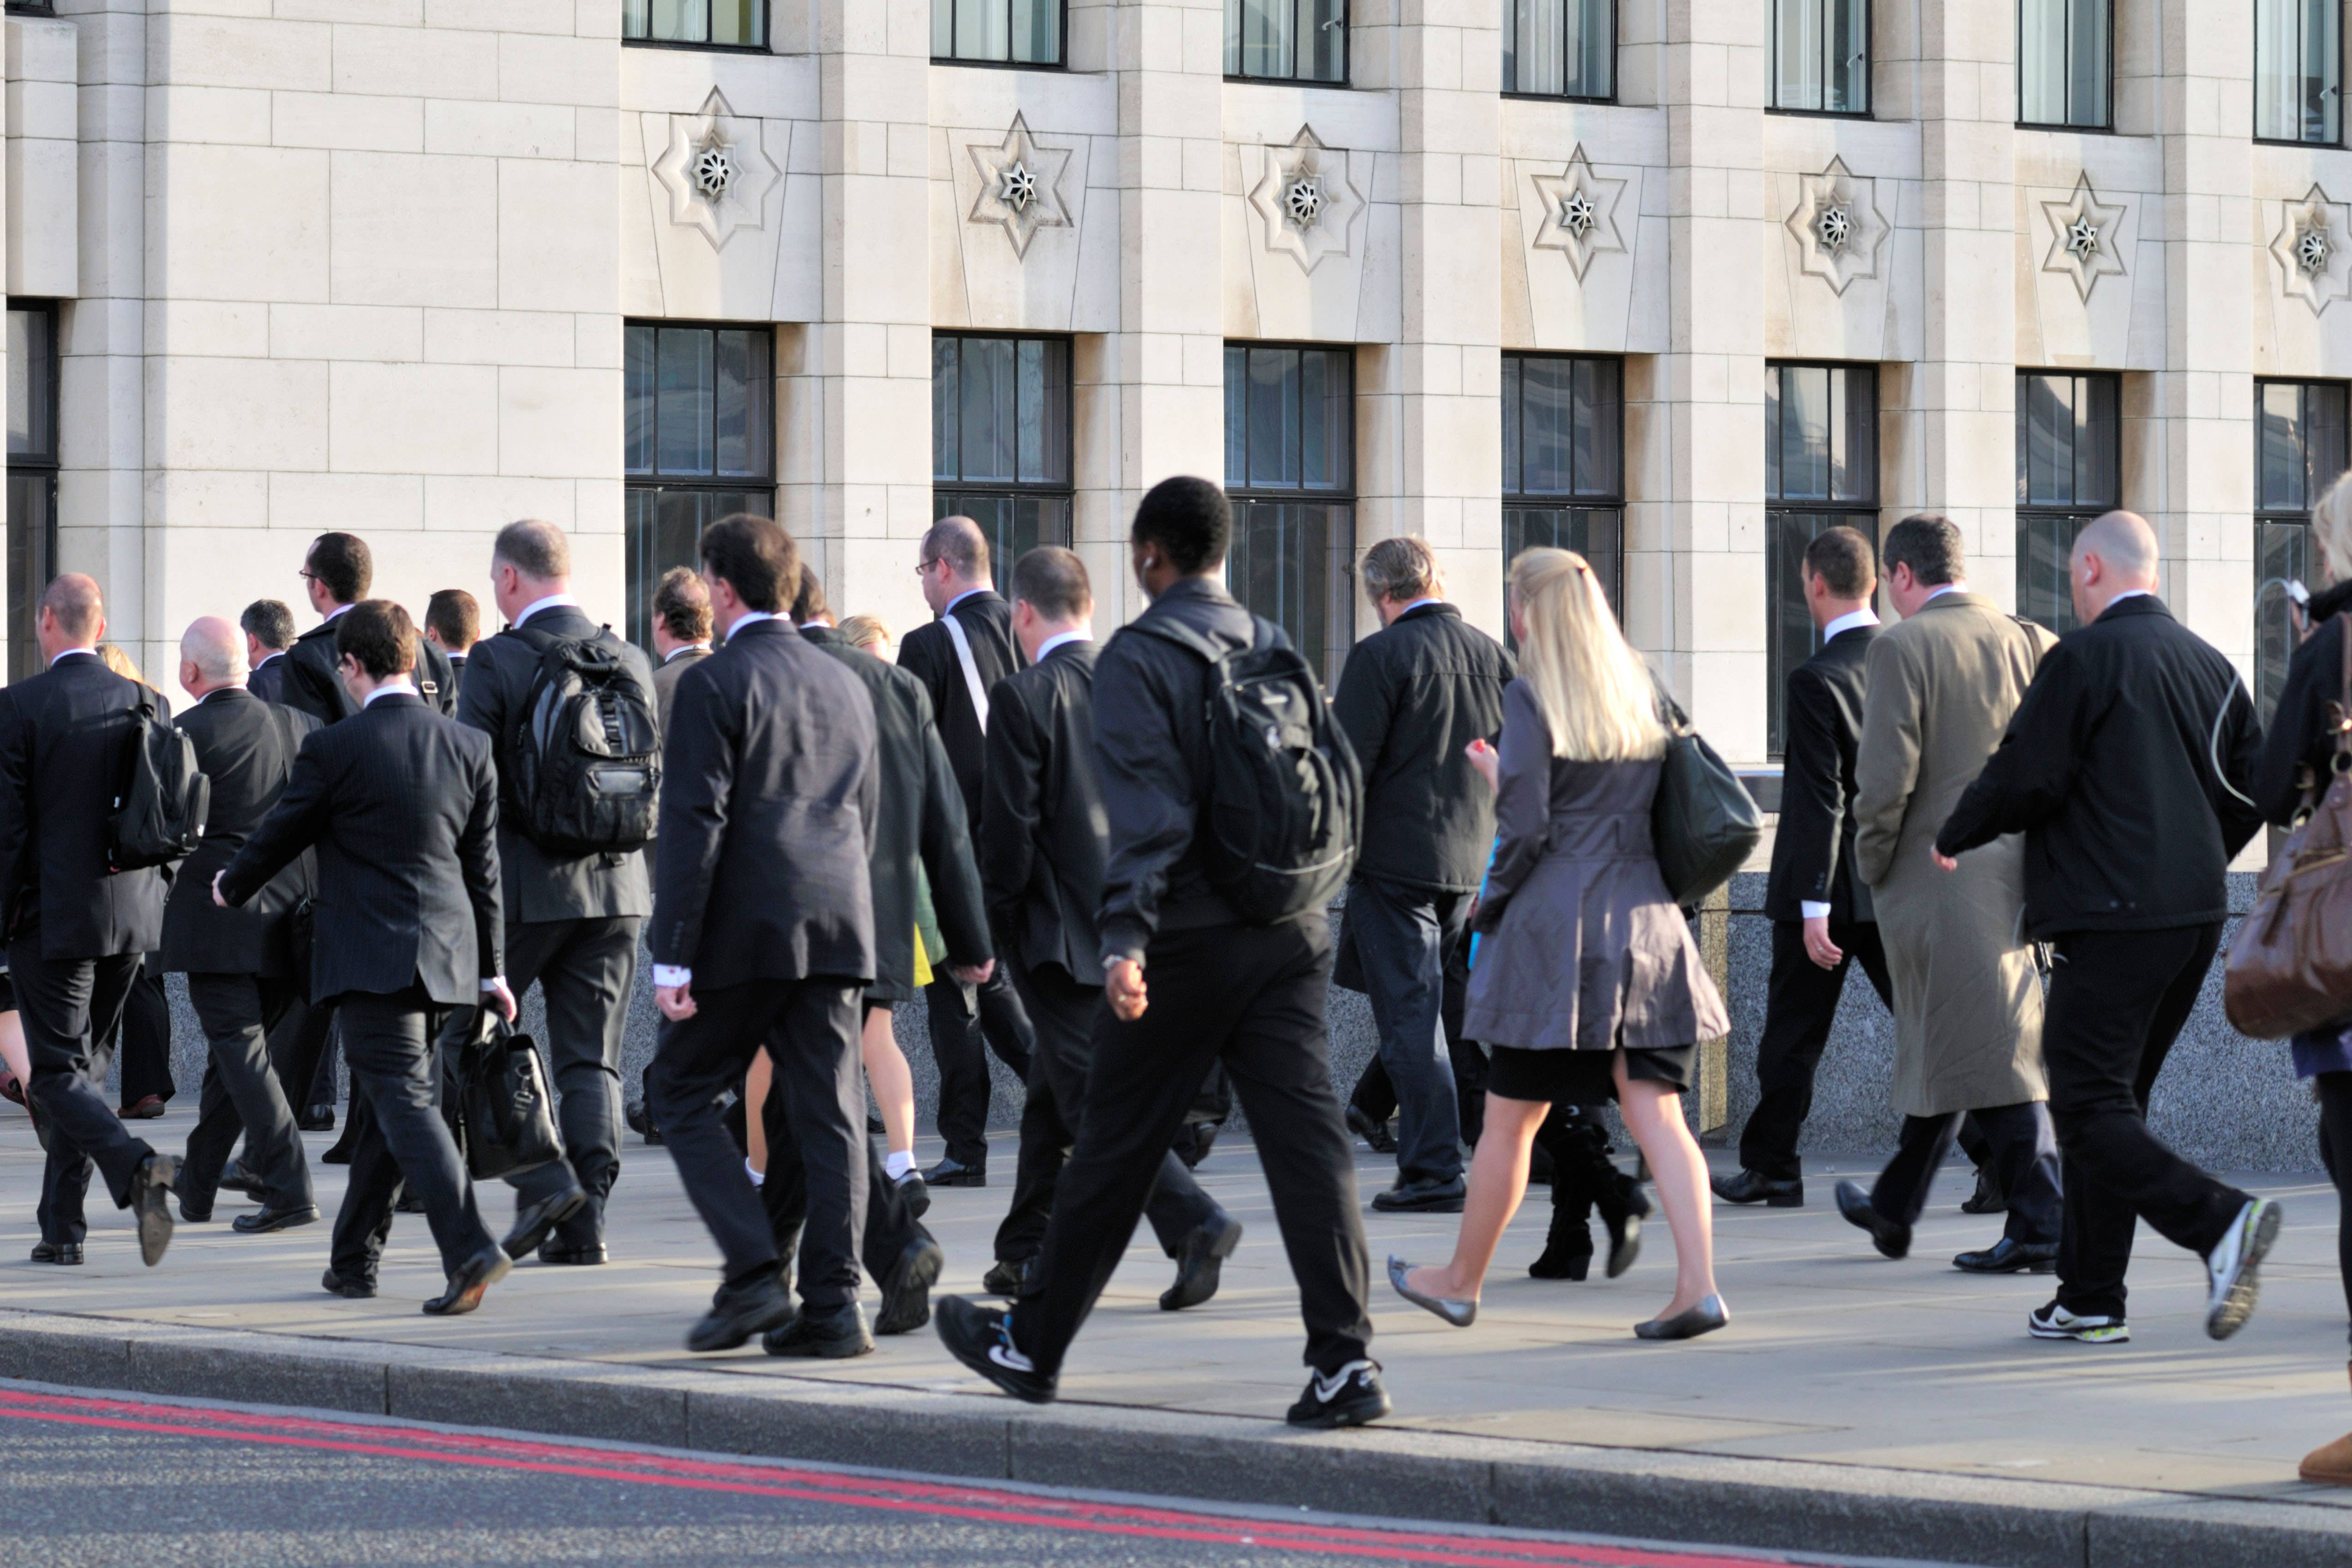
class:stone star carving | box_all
[1782,157,1888,296]
[2039,174,2129,302]
[653,89,784,253]
[1529,147,1628,282]
[1248,126,1366,275]
[966,113,1075,259]
[2271,185,2352,316]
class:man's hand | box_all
[1802,915,1843,970]
[211,871,229,909]
[1932,849,1960,872]
[483,977,519,1025]
[1465,738,1499,794]
[1104,958,1148,1022]
[656,983,697,1021]
[949,959,996,985]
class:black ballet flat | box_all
[1634,1294,1728,1341]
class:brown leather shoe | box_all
[116,1094,166,1120]
[2303,1364,2352,1485]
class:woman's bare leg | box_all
[861,1006,917,1158]
[1404,1094,1551,1301]
[1614,1055,1718,1317]
[745,1049,772,1177]
[0,1010,26,1093]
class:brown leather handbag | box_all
[2225,621,2352,1038]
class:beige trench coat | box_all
[1853,592,2056,1118]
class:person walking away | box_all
[648,567,714,736]
[242,600,300,711]
[92,644,176,1122]
[423,589,480,699]
[281,532,459,724]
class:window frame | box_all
[2013,369,2123,637]
[3,4,58,16]
[2254,378,2350,720]
[1767,0,1873,119]
[931,0,1069,68]
[2254,0,2345,147]
[1500,0,1617,103]
[931,330,1077,593]
[7,299,59,687]
[1764,360,1880,760]
[1224,0,1350,87]
[1223,339,1358,687]
[622,0,771,54]
[1500,351,1626,624]
[2016,0,2115,132]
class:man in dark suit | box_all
[648,567,713,735]
[216,600,515,1315]
[281,533,458,724]
[424,589,480,699]
[240,596,335,1130]
[162,617,320,1232]
[981,548,1237,1309]
[457,520,654,1265]
[1717,526,1895,1209]
[647,514,880,1358]
[0,574,180,1267]
[896,516,1034,1186]
[241,600,299,709]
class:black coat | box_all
[1764,622,1877,923]
[445,652,468,700]
[803,623,989,1001]
[246,652,295,707]
[1937,595,2264,938]
[651,617,878,989]
[1330,602,1512,894]
[217,692,504,1006]
[160,688,319,978]
[2255,577,2352,825]
[980,638,1108,979]
[455,604,654,926]
[281,613,458,726]
[0,653,169,960]
[898,590,1019,826]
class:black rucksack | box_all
[109,692,210,872]
[504,626,660,857]
[1131,615,1360,923]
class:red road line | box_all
[0,1387,1800,1568]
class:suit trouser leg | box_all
[1351,881,1466,1188]
[1740,919,1854,1182]
[502,917,639,1242]
[1978,1101,2062,1244]
[2049,924,2246,1319]
[183,973,312,1212]
[114,956,173,1106]
[180,1058,239,1211]
[16,945,153,1245]
[1869,1113,1960,1226]
[335,988,494,1277]
[761,1083,918,1289]
[926,962,1038,1171]
[1348,1057,1397,1126]
[752,982,867,1309]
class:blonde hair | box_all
[2315,471,2352,588]
[1509,548,1666,762]
[96,643,150,689]
[838,613,892,655]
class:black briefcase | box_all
[458,1015,564,1182]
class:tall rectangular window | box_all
[1224,343,1355,686]
[2015,371,2121,636]
[2257,381,2350,719]
[1226,0,1346,83]
[932,0,1062,64]
[2256,0,2342,144]
[624,322,776,653]
[1504,0,1612,99]
[933,334,1074,591]
[623,0,766,47]
[1766,362,1878,758]
[7,303,56,686]
[1502,354,1623,624]
[2019,0,2111,127]
[1772,0,1869,114]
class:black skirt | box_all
[1486,1043,1694,1104]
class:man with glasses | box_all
[282,534,459,725]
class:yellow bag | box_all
[912,925,933,989]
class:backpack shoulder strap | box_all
[940,610,993,734]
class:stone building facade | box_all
[1,0,2346,766]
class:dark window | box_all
[933,0,1062,63]
[2015,371,2120,635]
[624,0,766,48]
[7,302,56,686]
[2019,0,2111,128]
[3,4,57,15]
[1772,0,1869,114]
[1224,343,1355,686]
[933,334,1073,592]
[1504,0,1613,98]
[1766,362,1878,758]
[1226,0,1346,83]
[2256,0,2342,143]
[2257,380,2350,720]
[624,322,776,653]
[1502,353,1623,627]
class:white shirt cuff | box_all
[480,976,505,992]
[653,964,692,988]
[1800,902,1832,921]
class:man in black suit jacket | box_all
[647,515,880,1358]
[217,600,516,1316]
[163,618,321,1231]
[896,516,1033,1185]
[1718,528,1896,1209]
[648,566,714,736]
[0,575,179,1267]
[241,600,299,709]
[456,522,655,1265]
[425,588,480,701]
[981,548,1236,1309]
[280,532,458,724]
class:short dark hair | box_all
[493,520,570,582]
[334,599,417,680]
[791,565,831,625]
[240,599,297,653]
[424,589,480,651]
[699,514,798,614]
[1131,476,1231,576]
[1802,527,1876,601]
[305,533,373,604]
[653,567,712,642]
[1011,547,1092,622]
[1881,514,1964,589]
[921,517,990,581]
[41,575,101,642]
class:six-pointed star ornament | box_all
[1529,146,1628,282]
[1247,126,1366,274]
[2271,184,2352,316]
[2039,174,2129,301]
[653,89,785,252]
[1780,157,1889,295]
[966,113,1075,259]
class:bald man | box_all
[1939,510,2274,1347]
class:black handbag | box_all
[457,1014,565,1182]
[1650,687,1763,907]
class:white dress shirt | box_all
[1035,630,1090,662]
[514,592,581,628]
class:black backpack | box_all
[109,692,210,872]
[504,625,660,857]
[1132,615,1360,923]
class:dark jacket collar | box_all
[2313,577,2352,625]
[1152,576,1237,611]
[800,623,847,647]
[1044,637,1096,663]
[943,589,1005,621]
[1393,601,1459,627]
[200,686,254,705]
[2094,593,2172,626]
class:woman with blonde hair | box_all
[1391,547,1730,1340]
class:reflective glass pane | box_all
[1012,0,1062,63]
[1775,0,1824,111]
[713,329,769,479]
[934,336,960,481]
[7,310,51,463]
[1304,0,1346,82]
[960,336,1017,482]
[1225,345,1249,487]
[1568,0,1611,96]
[1300,348,1336,490]
[2069,0,2111,126]
[2019,0,2070,124]
[2074,375,2118,506]
[7,469,52,684]
[655,328,715,476]
[1573,357,1621,497]
[1521,356,1573,494]
[648,0,708,43]
[1503,506,1623,639]
[1227,501,1350,685]
[1765,369,1782,499]
[933,0,955,57]
[2260,519,2315,721]
[2017,514,2087,634]
[712,0,764,46]
[1834,366,1876,503]
[2021,373,2072,506]
[2311,383,2350,495]
[624,0,653,40]
[2261,381,2304,511]
[1248,349,1301,489]
[1767,511,1830,756]
[1775,366,1831,501]
[1500,356,1521,490]
[1230,0,1293,77]
[958,0,1010,60]
[1828,0,1868,112]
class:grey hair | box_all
[180,616,248,683]
[493,519,571,583]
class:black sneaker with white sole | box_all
[2205,1196,2283,1341]
[934,1294,1056,1405]
[2027,1300,2129,1344]
[1285,1359,1391,1428]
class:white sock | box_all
[744,1157,764,1188]
[885,1150,917,1181]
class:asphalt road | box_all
[0,1382,1947,1568]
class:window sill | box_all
[2254,135,2344,149]
[1501,91,1616,105]
[2015,120,2119,135]
[622,38,774,55]
[1765,106,1873,121]
[932,56,1069,72]
[1224,74,1353,90]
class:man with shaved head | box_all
[1940,509,2275,1347]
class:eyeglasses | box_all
[915,558,940,576]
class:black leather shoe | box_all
[624,1100,663,1146]
[298,1104,336,1133]
[687,1272,796,1353]
[1961,1169,2009,1215]
[30,1241,82,1265]
[131,1154,177,1267]
[934,1294,1055,1403]
[393,1190,425,1214]
[894,1172,931,1219]
[1160,1214,1242,1311]
[234,1204,320,1235]
[1345,1105,1398,1155]
[1371,1175,1466,1214]
[1528,1216,1593,1280]
[321,1268,375,1298]
[764,1301,874,1358]
[1835,1179,1911,1260]
[422,1246,512,1316]
[1954,1237,2058,1274]
[874,1234,945,1336]
[320,1125,356,1165]
[502,1188,588,1261]
[176,1193,213,1225]
[539,1241,608,1266]
[924,1157,985,1187]
[981,1258,1027,1296]
[1712,1168,1804,1208]
[1634,1294,1729,1341]
[217,1162,266,1200]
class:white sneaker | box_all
[2205,1197,2283,1341]
[2027,1300,2129,1344]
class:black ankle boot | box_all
[1529,1209,1594,1280]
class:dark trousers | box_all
[993,958,1222,1268]
[114,954,174,1106]
[14,943,154,1245]
[2047,924,2247,1319]
[274,1001,334,1112]
[1739,918,1893,1181]
[2321,1073,2352,1349]
[1010,919,1373,1378]
[924,961,1035,1168]
[501,916,640,1244]
[760,1063,926,1286]
[328,985,494,1280]
[648,976,866,1307]
[180,973,313,1214]
[1349,915,1487,1150]
[1869,1100,2062,1244]
[1345,880,1470,1187]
